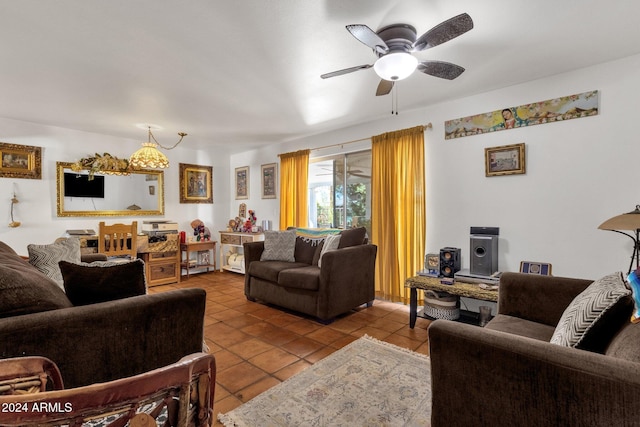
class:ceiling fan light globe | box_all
[374,53,418,81]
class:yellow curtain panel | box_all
[278,149,310,229]
[371,126,426,304]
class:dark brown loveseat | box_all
[243,227,377,322]
[428,272,640,426]
[0,241,206,389]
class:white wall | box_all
[231,53,640,279]
[3,52,637,280]
[0,118,232,255]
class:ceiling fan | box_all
[321,13,473,96]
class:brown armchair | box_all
[0,239,207,390]
[428,272,640,426]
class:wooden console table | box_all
[219,231,264,274]
[405,275,499,328]
[180,241,217,279]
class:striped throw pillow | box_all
[550,272,630,347]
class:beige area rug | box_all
[218,335,431,427]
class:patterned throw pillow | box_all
[318,234,341,268]
[550,272,631,347]
[260,230,296,262]
[28,238,81,288]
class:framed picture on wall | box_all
[485,143,526,177]
[0,142,42,179]
[235,166,249,199]
[261,163,277,199]
[179,163,213,203]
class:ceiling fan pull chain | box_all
[394,85,398,116]
[391,85,395,116]
[390,84,399,115]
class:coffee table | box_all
[405,275,499,328]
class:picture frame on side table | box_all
[261,163,277,199]
[179,163,213,203]
[425,253,441,276]
[520,261,552,276]
[485,143,526,177]
[235,166,249,199]
[0,142,42,179]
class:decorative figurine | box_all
[190,219,211,241]
[242,209,257,232]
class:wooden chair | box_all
[0,353,215,427]
[0,356,64,395]
[98,221,138,259]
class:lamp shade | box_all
[373,52,418,81]
[598,206,640,231]
[129,142,169,169]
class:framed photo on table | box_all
[179,163,213,203]
[0,142,42,179]
[485,143,526,177]
[235,166,249,199]
[261,163,277,199]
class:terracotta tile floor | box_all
[149,271,432,425]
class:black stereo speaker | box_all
[439,247,461,278]
[470,227,499,277]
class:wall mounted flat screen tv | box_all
[64,173,105,198]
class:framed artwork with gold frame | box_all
[179,163,213,204]
[485,143,526,177]
[0,142,42,179]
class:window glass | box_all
[308,150,371,237]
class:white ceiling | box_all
[2,1,640,153]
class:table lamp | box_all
[598,205,640,273]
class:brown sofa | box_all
[243,227,377,322]
[428,272,640,426]
[0,241,206,389]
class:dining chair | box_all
[98,221,138,260]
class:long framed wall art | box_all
[445,90,599,140]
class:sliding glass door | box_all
[308,150,371,236]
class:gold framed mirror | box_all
[56,162,165,217]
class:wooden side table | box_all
[138,250,180,287]
[180,240,217,279]
[405,275,499,328]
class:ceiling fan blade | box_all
[346,24,389,54]
[321,64,372,79]
[413,13,474,51]
[417,60,465,80]
[376,79,394,96]
[350,173,371,179]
